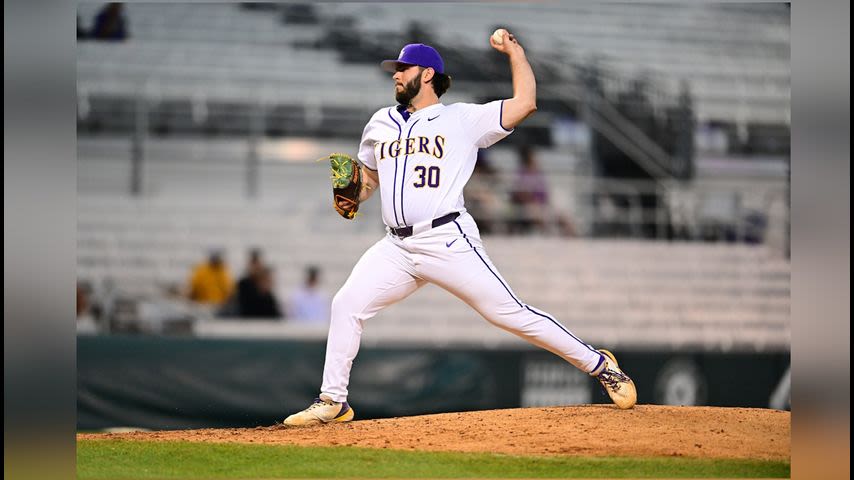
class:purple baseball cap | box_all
[380,43,445,74]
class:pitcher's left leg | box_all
[419,228,604,375]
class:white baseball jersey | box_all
[357,101,513,229]
[316,99,607,404]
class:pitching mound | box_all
[78,405,789,460]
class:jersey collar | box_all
[395,102,444,122]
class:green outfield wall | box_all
[78,335,790,430]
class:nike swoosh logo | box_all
[428,115,440,121]
[446,239,458,248]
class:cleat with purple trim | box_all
[595,349,637,409]
[282,394,355,426]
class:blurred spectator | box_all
[508,145,577,237]
[234,248,264,312]
[77,281,98,334]
[91,3,128,41]
[238,267,283,319]
[187,250,234,307]
[465,150,506,234]
[509,145,550,234]
[288,266,330,323]
[232,248,284,319]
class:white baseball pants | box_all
[321,212,604,402]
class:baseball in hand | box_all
[492,28,508,45]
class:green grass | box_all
[77,440,790,479]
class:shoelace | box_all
[598,369,630,392]
[306,398,332,411]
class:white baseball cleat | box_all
[595,349,637,409]
[282,394,355,427]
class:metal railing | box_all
[464,172,788,247]
[78,136,790,257]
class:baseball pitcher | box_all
[284,31,636,426]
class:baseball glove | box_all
[328,153,362,220]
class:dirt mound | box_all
[78,405,790,460]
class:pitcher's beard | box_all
[395,76,422,106]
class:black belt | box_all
[390,212,460,239]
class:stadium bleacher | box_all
[78,195,789,351]
[77,3,789,134]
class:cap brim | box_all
[380,60,414,72]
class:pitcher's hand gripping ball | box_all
[328,153,362,219]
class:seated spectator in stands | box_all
[187,250,233,307]
[287,266,330,323]
[465,150,506,235]
[77,281,98,334]
[91,3,128,41]
[509,145,550,234]
[232,248,283,319]
[508,145,578,237]
[235,248,263,307]
[238,266,283,319]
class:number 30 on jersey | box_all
[413,166,440,188]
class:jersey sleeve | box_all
[457,100,514,149]
[357,112,380,171]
